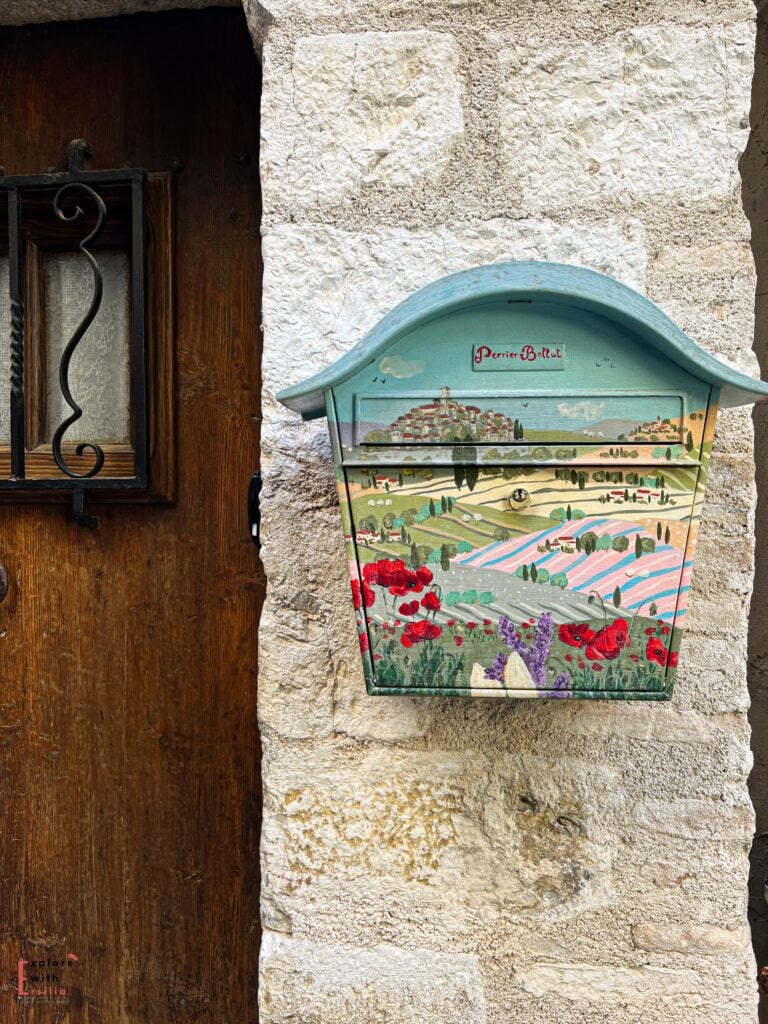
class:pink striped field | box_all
[456,517,691,619]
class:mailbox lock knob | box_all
[509,487,531,509]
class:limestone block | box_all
[499,22,753,211]
[257,604,335,740]
[631,921,751,953]
[261,31,463,206]
[518,962,701,1000]
[259,933,487,1023]
[633,797,753,842]
[259,746,623,944]
[332,655,426,741]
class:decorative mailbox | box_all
[277,262,768,700]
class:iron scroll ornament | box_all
[50,182,107,480]
[0,141,149,529]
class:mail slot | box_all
[277,262,768,700]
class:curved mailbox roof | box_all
[276,261,768,419]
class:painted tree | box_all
[664,524,671,544]
[613,587,621,608]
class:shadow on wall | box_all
[745,4,768,1021]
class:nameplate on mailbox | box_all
[473,343,564,371]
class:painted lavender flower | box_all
[485,612,572,693]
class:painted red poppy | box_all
[416,566,434,587]
[646,636,668,666]
[358,631,369,653]
[565,653,573,662]
[558,622,598,648]
[466,621,477,630]
[398,600,419,617]
[454,636,464,647]
[592,663,603,671]
[668,651,679,668]
[584,619,630,661]
[401,619,443,648]
[421,592,441,612]
[363,558,429,597]
[351,578,375,609]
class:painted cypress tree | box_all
[410,543,419,569]
[429,498,436,518]
[441,495,447,513]
[441,544,450,571]
[522,564,529,581]
[613,587,621,608]
[657,521,662,540]
[664,525,671,544]
[530,563,538,582]
[635,534,642,559]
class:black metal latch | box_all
[248,472,262,549]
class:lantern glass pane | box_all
[44,249,131,444]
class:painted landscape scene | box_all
[343,459,702,698]
[356,386,703,455]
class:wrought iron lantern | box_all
[0,139,147,527]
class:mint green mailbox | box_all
[277,262,768,700]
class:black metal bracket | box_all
[73,490,98,530]
[248,472,262,549]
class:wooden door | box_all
[0,10,262,1021]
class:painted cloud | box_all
[556,400,605,421]
[379,355,426,379]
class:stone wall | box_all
[254,1,761,1021]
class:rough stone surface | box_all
[632,921,751,954]
[498,24,753,213]
[259,934,487,1023]
[261,31,463,206]
[251,2,760,1023]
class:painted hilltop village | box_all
[361,386,687,446]
[342,388,710,698]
